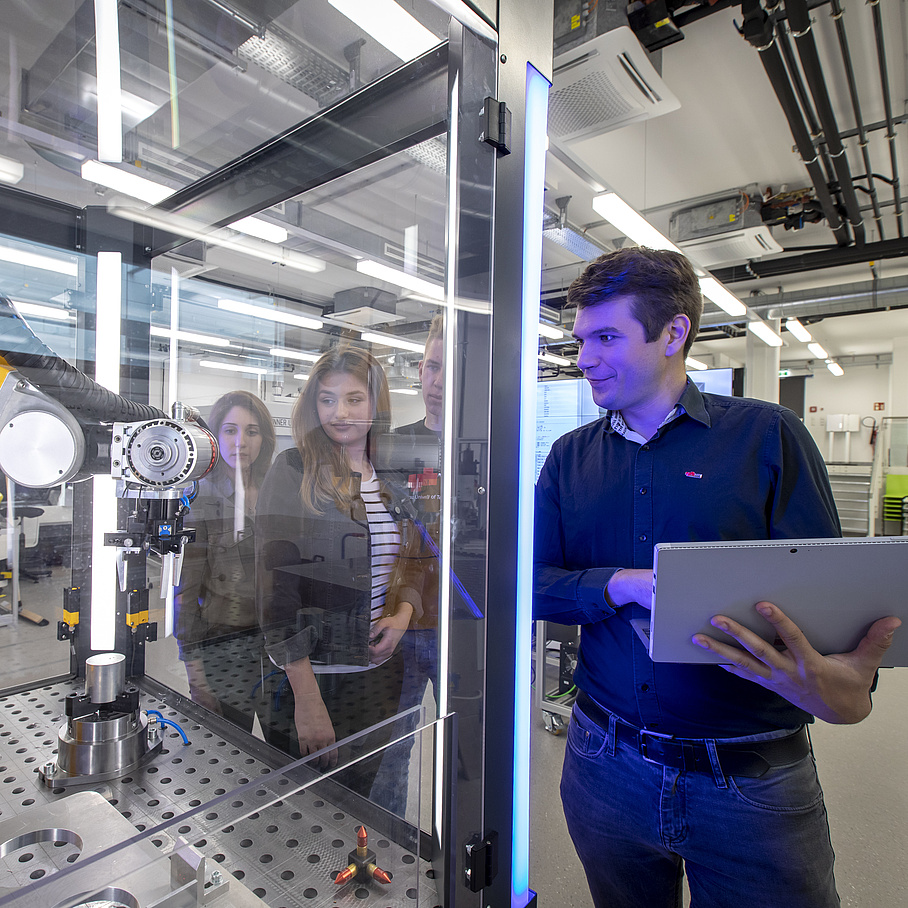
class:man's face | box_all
[573,294,680,415]
[418,338,444,421]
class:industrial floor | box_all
[2,567,907,907]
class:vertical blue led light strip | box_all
[513,62,549,908]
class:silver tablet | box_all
[640,537,908,666]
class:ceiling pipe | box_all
[739,0,850,246]
[773,22,838,197]
[712,235,908,282]
[869,0,904,237]
[828,0,885,240]
[785,0,866,246]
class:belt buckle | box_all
[639,730,681,767]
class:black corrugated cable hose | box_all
[0,293,166,423]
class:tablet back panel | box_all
[649,537,908,666]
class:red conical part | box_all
[335,864,357,885]
[357,826,368,848]
[368,864,392,884]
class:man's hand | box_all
[606,569,654,609]
[692,601,901,724]
[369,603,413,662]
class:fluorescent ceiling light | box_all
[270,346,321,362]
[0,155,24,185]
[785,318,812,343]
[747,320,783,347]
[538,322,564,340]
[292,373,309,381]
[11,301,74,321]
[808,342,828,359]
[229,216,288,244]
[591,192,682,253]
[82,160,173,204]
[539,351,571,366]
[150,326,233,347]
[328,0,440,61]
[826,361,844,376]
[356,259,444,301]
[390,387,419,395]
[0,245,79,277]
[199,359,268,376]
[698,277,747,317]
[360,331,425,354]
[218,298,323,331]
[94,0,123,162]
[685,357,709,371]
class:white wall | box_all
[802,363,890,463]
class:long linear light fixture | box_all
[328,0,440,61]
[218,298,323,331]
[82,161,288,243]
[698,277,747,317]
[591,191,682,253]
[150,326,233,347]
[785,318,812,342]
[539,351,570,366]
[360,331,425,354]
[91,252,122,652]
[538,322,564,340]
[94,0,123,162]
[685,357,709,371]
[747,319,783,347]
[356,259,445,301]
[0,155,25,185]
[826,360,844,376]
[199,359,268,376]
[0,245,79,276]
[11,301,74,321]
[808,342,828,359]
[270,346,321,362]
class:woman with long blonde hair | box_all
[256,346,422,794]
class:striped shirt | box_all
[360,470,401,625]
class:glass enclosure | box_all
[0,2,550,906]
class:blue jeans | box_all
[561,701,840,908]
[369,628,438,816]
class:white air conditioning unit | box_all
[678,226,783,268]
[548,27,680,143]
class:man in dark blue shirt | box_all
[533,247,899,908]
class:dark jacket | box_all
[175,468,258,661]
[256,447,423,669]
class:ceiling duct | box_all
[670,192,782,267]
[548,27,680,143]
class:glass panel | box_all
[0,688,439,908]
[0,0,449,209]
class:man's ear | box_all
[665,314,691,357]
[417,359,425,381]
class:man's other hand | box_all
[692,601,901,724]
[606,569,654,609]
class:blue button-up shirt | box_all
[533,382,841,737]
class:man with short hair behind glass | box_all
[533,247,900,908]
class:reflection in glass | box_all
[175,390,275,728]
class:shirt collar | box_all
[602,378,712,437]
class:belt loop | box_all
[705,739,727,789]
[607,713,617,757]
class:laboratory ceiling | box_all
[0,0,905,376]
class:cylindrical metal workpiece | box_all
[85,653,126,704]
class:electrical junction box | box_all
[826,414,860,433]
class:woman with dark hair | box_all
[256,346,421,797]
[175,390,276,728]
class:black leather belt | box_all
[575,692,810,779]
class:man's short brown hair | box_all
[567,247,703,356]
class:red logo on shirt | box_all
[684,471,703,479]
